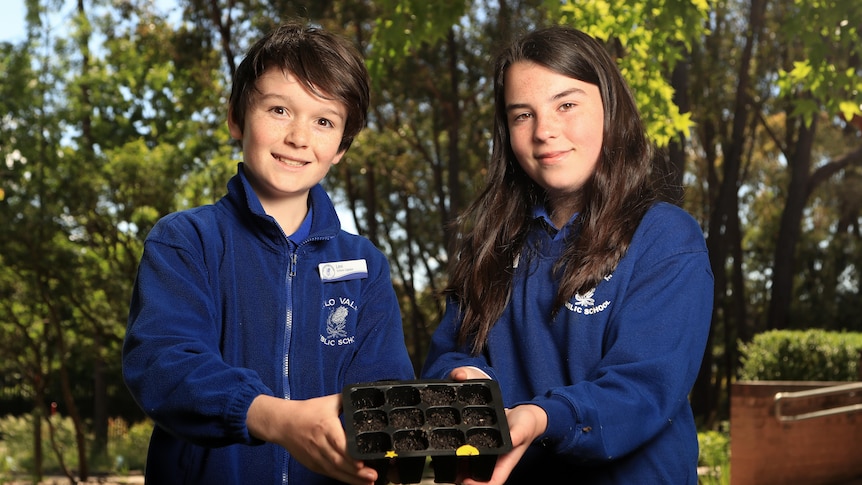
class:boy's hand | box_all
[248,394,378,485]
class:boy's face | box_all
[228,67,347,207]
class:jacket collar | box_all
[226,163,341,244]
[531,204,580,242]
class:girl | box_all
[421,26,713,484]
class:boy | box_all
[123,21,415,485]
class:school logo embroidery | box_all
[320,297,357,346]
[565,275,612,315]
[573,288,596,307]
[327,306,349,338]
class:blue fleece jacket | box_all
[123,163,415,484]
[421,202,713,484]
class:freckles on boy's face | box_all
[227,68,348,204]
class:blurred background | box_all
[1,0,860,481]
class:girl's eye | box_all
[512,112,532,122]
[559,102,575,111]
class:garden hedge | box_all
[738,329,862,381]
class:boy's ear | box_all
[331,149,347,165]
[227,106,243,140]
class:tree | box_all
[684,0,862,425]
[1,0,228,477]
[766,0,862,330]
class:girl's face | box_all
[228,67,347,209]
[504,61,604,211]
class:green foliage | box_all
[738,330,862,381]
[0,414,78,476]
[698,427,730,485]
[0,415,30,475]
[0,415,151,477]
[106,419,152,473]
[0,0,229,475]
[367,0,470,83]
[776,0,862,126]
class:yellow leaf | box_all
[839,101,861,122]
[790,61,813,81]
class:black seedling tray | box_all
[342,379,512,484]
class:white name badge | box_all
[319,259,368,282]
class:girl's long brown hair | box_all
[447,26,671,354]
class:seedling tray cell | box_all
[342,379,512,484]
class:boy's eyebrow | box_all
[506,87,588,111]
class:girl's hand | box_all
[449,366,491,381]
[446,368,548,485]
[462,404,548,485]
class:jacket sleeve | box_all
[122,221,272,447]
[419,296,498,381]
[533,211,713,462]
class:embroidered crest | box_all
[573,288,596,307]
[564,275,613,316]
[326,306,349,339]
[320,297,357,346]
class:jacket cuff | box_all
[532,396,577,447]
[226,383,274,445]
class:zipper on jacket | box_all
[283,248,297,400]
[280,237,327,484]
[289,252,297,277]
[282,246,295,485]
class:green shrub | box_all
[0,414,151,477]
[0,413,78,474]
[107,418,152,473]
[738,329,862,381]
[698,427,730,485]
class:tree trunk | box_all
[694,0,767,423]
[92,336,109,464]
[667,47,690,205]
[32,386,45,482]
[767,117,816,329]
